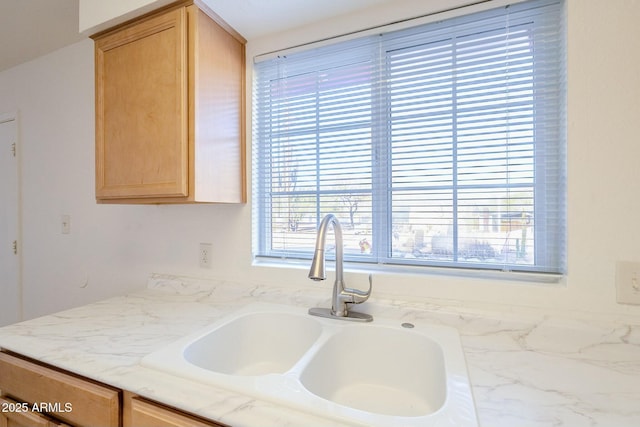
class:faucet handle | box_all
[342,274,373,305]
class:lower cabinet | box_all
[0,351,226,427]
[0,352,119,427]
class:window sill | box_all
[252,256,565,287]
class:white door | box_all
[0,116,20,326]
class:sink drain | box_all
[401,322,415,329]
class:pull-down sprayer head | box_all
[308,249,326,281]
[308,214,341,283]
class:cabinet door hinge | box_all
[12,240,17,255]
[11,142,16,157]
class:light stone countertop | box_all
[0,273,639,427]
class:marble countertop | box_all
[0,274,639,427]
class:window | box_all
[254,0,565,275]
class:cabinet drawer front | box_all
[130,397,224,427]
[0,396,70,427]
[0,353,120,427]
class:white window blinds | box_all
[254,0,565,275]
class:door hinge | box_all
[12,240,17,255]
[11,142,16,157]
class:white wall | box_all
[1,0,639,321]
[0,40,249,319]
[78,0,175,34]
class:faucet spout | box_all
[308,214,373,322]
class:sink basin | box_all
[300,326,446,417]
[184,312,322,375]
[142,303,477,427]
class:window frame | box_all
[253,0,566,278]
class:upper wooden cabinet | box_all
[93,2,246,203]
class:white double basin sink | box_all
[141,303,477,427]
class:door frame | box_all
[0,111,22,324]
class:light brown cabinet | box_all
[124,394,226,427]
[0,352,120,427]
[93,1,246,204]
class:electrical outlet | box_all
[199,243,212,269]
[616,261,640,305]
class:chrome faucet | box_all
[308,214,373,322]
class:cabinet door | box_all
[95,7,189,199]
[128,396,226,427]
[0,397,69,427]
